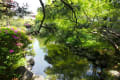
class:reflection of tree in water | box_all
[44,44,120,80]
[43,44,92,80]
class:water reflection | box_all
[44,44,90,80]
[27,39,91,79]
[26,39,107,80]
[26,39,119,80]
[29,39,51,77]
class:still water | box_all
[26,39,98,79]
[27,39,51,77]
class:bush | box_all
[0,27,32,79]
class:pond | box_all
[26,38,101,80]
[26,38,52,78]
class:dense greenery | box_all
[0,27,31,80]
[0,0,120,80]
[0,1,34,79]
[34,0,120,80]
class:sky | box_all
[14,0,46,14]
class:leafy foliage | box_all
[0,27,31,80]
[33,0,120,80]
[45,44,89,80]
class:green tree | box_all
[33,0,120,80]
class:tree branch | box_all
[100,28,120,54]
[60,0,77,30]
[82,9,92,22]
[37,0,46,33]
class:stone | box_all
[32,75,45,80]
[27,58,35,70]
[15,66,33,80]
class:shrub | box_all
[0,27,32,79]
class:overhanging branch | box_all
[60,0,77,30]
[37,0,46,33]
[100,28,120,54]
